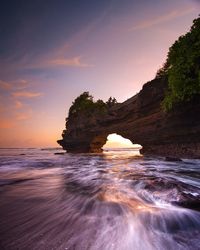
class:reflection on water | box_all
[0,148,200,250]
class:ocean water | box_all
[0,148,200,250]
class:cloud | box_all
[14,100,23,109]
[27,54,93,69]
[12,91,43,98]
[11,35,92,70]
[14,79,29,90]
[24,55,93,70]
[0,104,32,130]
[0,110,32,129]
[47,56,93,68]
[129,7,195,31]
[53,43,70,57]
[15,111,32,121]
[0,79,29,91]
[0,80,12,90]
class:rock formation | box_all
[58,77,200,158]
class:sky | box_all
[103,134,142,149]
[0,0,200,148]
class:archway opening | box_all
[102,133,142,155]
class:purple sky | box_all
[0,0,200,147]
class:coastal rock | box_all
[58,77,200,158]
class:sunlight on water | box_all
[0,148,200,249]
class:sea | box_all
[0,148,200,250]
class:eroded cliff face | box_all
[58,77,200,158]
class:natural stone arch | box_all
[89,134,109,153]
[89,132,141,153]
[58,77,200,158]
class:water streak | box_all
[0,148,200,249]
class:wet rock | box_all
[172,200,200,212]
[139,177,200,211]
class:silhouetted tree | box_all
[69,92,107,116]
[106,97,117,107]
[69,92,93,115]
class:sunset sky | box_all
[0,0,200,148]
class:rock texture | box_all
[58,77,200,158]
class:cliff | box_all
[58,77,200,158]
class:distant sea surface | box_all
[0,148,200,250]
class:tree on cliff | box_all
[106,97,117,107]
[69,92,93,115]
[68,92,118,117]
[69,92,107,116]
[157,16,200,111]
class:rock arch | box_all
[58,77,200,158]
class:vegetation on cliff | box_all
[69,91,117,117]
[157,16,200,111]
[69,16,200,114]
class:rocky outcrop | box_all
[58,77,200,158]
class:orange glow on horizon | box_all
[103,133,142,149]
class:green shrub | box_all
[157,16,200,111]
[68,92,117,117]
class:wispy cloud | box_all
[14,100,23,109]
[48,56,93,68]
[14,79,29,90]
[0,80,12,90]
[129,7,195,31]
[0,78,41,129]
[29,55,93,69]
[12,91,43,98]
[0,109,32,129]
[1,36,92,71]
[53,43,70,57]
[15,110,32,121]
[0,79,29,91]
